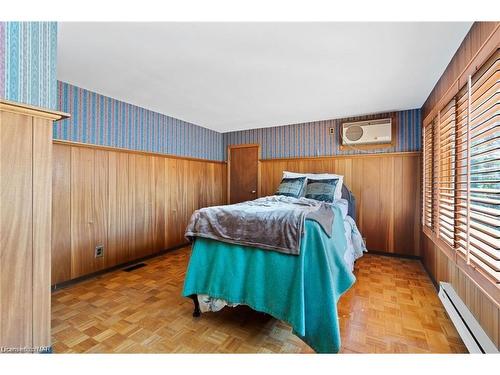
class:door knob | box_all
[251,190,256,194]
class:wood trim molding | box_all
[52,140,226,164]
[227,143,260,149]
[259,151,421,163]
[0,99,70,121]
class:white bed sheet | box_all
[343,215,367,271]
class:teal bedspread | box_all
[182,205,356,353]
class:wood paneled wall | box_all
[1,100,67,349]
[1,111,33,347]
[260,152,421,256]
[422,234,499,350]
[51,141,227,285]
[422,22,499,120]
[420,21,500,350]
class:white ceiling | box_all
[57,22,472,132]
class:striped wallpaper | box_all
[222,109,421,160]
[54,81,224,161]
[0,22,58,110]
[54,79,419,162]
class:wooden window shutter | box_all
[463,49,500,283]
[423,118,436,230]
[433,115,441,235]
[423,47,499,286]
[438,98,457,247]
[455,83,470,257]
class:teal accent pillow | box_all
[275,177,307,198]
[304,178,338,203]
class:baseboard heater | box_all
[438,282,498,353]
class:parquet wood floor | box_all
[51,249,467,353]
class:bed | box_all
[181,177,366,353]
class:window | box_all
[466,49,499,282]
[423,49,499,285]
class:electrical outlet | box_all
[95,245,104,258]
[329,127,335,135]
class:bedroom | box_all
[1,0,499,371]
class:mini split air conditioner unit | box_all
[342,118,392,145]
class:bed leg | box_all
[190,294,201,317]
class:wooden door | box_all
[228,144,260,204]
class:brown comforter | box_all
[185,195,334,255]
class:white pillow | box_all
[282,171,344,200]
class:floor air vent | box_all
[123,263,147,272]
[438,282,498,353]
